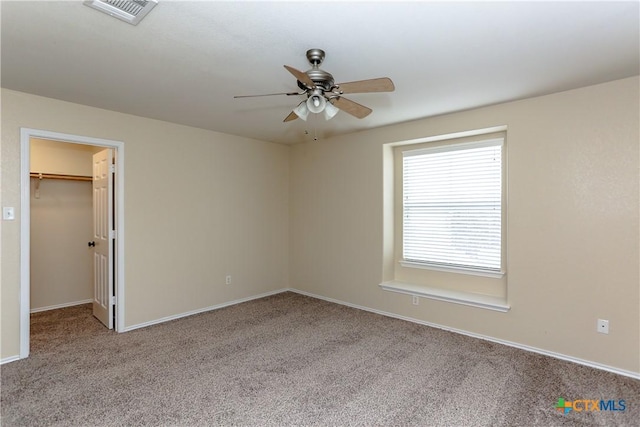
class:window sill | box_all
[379,281,510,312]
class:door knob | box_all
[88,241,96,247]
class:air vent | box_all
[84,0,158,25]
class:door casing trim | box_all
[20,128,125,358]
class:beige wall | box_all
[290,77,640,373]
[1,89,290,359]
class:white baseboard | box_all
[1,355,21,365]
[288,288,640,380]
[30,299,93,313]
[122,289,289,332]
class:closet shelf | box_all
[30,172,92,182]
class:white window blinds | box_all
[402,139,503,272]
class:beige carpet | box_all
[1,292,638,426]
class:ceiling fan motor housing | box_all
[295,48,335,92]
[297,68,335,92]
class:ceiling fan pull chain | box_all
[310,112,318,141]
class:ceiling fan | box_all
[234,49,395,122]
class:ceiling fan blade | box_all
[336,77,395,94]
[284,65,315,88]
[332,97,372,119]
[234,92,300,98]
[283,111,299,122]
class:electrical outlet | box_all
[225,275,232,285]
[597,319,609,334]
[412,295,419,305]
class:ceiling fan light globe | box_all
[324,102,340,120]
[307,95,326,114]
[293,102,309,121]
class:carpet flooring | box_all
[1,292,639,426]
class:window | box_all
[381,129,508,311]
[401,138,504,276]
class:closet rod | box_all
[30,172,93,182]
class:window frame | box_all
[395,133,507,279]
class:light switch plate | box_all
[2,207,15,220]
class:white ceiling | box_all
[2,1,638,145]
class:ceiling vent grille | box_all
[84,0,158,25]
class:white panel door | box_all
[92,149,114,329]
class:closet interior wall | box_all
[30,139,100,312]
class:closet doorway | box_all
[19,128,125,359]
